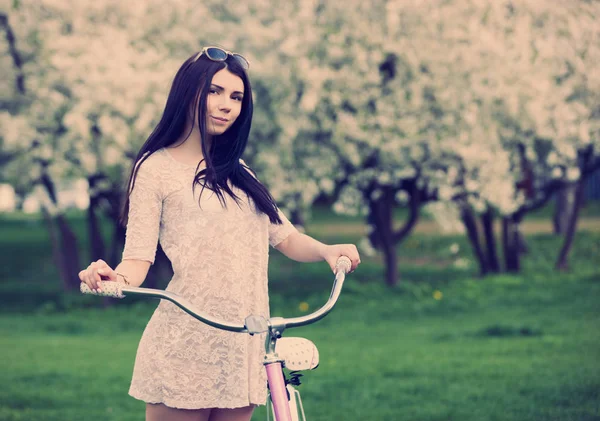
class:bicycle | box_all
[80,256,352,421]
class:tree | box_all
[1,0,332,287]
[3,0,598,289]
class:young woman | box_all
[79,47,361,421]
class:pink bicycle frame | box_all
[266,362,293,420]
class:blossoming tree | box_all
[3,0,598,289]
[252,0,599,283]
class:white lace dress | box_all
[123,148,297,409]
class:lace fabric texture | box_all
[123,148,297,409]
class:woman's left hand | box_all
[321,243,361,274]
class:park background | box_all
[1,1,599,420]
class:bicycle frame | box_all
[81,256,351,421]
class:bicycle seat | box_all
[275,337,319,371]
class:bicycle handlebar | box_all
[80,256,352,334]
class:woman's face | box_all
[204,68,245,136]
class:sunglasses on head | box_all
[192,47,250,71]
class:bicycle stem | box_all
[264,268,348,358]
[281,269,348,329]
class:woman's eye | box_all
[233,96,243,102]
[209,89,218,94]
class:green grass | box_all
[2,269,599,421]
[1,209,599,420]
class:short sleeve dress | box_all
[124,148,297,409]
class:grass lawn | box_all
[1,209,599,420]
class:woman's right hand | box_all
[79,259,118,291]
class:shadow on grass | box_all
[474,324,543,338]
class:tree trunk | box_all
[367,208,380,250]
[109,222,126,269]
[555,175,587,271]
[42,208,81,290]
[55,213,82,290]
[41,207,66,282]
[481,208,500,273]
[515,222,529,254]
[369,194,399,286]
[367,184,424,286]
[0,13,26,94]
[99,186,126,268]
[39,171,81,290]
[553,184,576,235]
[379,200,398,287]
[381,240,398,287]
[290,207,306,231]
[460,205,488,276]
[87,195,106,262]
[502,217,520,273]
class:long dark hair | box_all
[121,51,283,225]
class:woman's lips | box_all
[211,116,228,125]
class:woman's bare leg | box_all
[146,403,212,421]
[209,405,255,421]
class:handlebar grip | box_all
[335,256,352,275]
[80,281,125,298]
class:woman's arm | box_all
[80,258,151,291]
[107,259,151,287]
[275,231,361,273]
[275,231,327,262]
[109,259,151,288]
[80,155,162,292]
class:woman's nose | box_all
[218,98,232,112]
